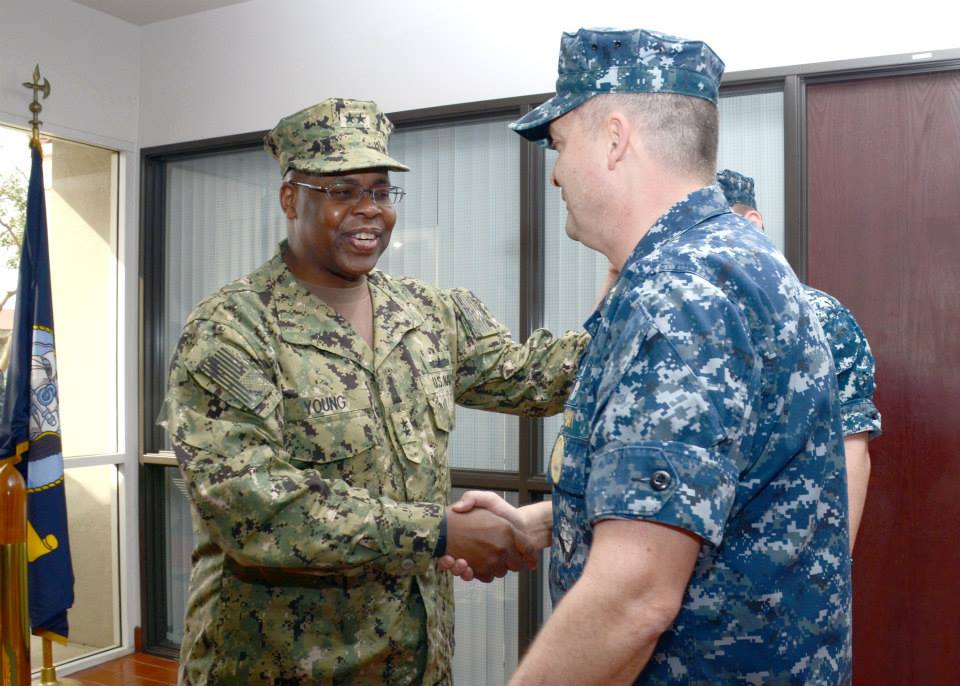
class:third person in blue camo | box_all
[717,167,882,550]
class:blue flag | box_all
[0,142,74,643]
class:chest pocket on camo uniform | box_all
[283,392,379,470]
[419,369,455,433]
[388,367,455,469]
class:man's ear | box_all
[279,182,297,219]
[742,208,764,230]
[606,112,630,170]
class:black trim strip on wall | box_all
[516,96,548,653]
[783,74,805,279]
[138,150,173,655]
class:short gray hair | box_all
[579,93,718,181]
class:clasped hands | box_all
[439,492,552,583]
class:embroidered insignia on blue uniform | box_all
[549,434,565,483]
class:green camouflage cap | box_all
[512,28,725,144]
[264,98,409,176]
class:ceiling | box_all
[70,0,252,26]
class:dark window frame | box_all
[137,83,791,659]
[139,46,960,658]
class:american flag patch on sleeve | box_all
[196,347,270,411]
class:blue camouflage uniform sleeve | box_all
[820,301,882,439]
[584,272,745,546]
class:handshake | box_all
[438,492,553,583]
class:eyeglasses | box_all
[287,180,406,207]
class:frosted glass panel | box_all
[164,467,195,644]
[541,147,607,470]
[452,489,520,685]
[385,120,521,471]
[163,149,283,378]
[718,90,785,252]
[0,127,120,457]
[31,465,122,668]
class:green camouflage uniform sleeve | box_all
[161,316,443,577]
[445,288,589,416]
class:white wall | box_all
[0,0,140,148]
[140,0,960,147]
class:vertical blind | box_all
[163,148,284,396]
[384,120,521,472]
[164,469,193,644]
[717,90,786,252]
[451,489,520,684]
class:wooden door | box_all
[807,70,960,685]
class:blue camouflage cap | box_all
[716,169,757,209]
[511,27,725,143]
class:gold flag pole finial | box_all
[21,65,51,152]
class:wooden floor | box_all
[69,653,178,686]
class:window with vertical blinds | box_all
[451,489,519,685]
[146,89,788,677]
[717,90,786,252]
[163,149,283,396]
[382,119,521,472]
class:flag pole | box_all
[15,65,82,686]
[0,456,30,686]
[31,638,80,686]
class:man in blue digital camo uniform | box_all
[452,28,852,685]
[717,168,882,550]
[161,98,591,685]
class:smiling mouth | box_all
[343,231,382,253]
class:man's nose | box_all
[352,192,383,215]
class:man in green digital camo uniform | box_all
[160,98,591,685]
